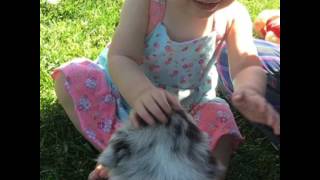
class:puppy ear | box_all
[97,146,116,168]
[97,131,131,168]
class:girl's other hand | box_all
[232,88,280,135]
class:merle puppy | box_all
[96,109,223,180]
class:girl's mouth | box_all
[193,0,219,11]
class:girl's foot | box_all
[88,164,109,180]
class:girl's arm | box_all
[108,0,180,126]
[226,2,266,95]
[108,0,152,107]
[225,2,280,134]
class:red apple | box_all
[254,10,280,39]
[265,31,280,44]
[266,16,280,38]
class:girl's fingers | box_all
[88,169,99,180]
[88,165,109,180]
[232,90,244,102]
[265,104,280,135]
[151,90,171,116]
[129,111,139,128]
[257,97,268,115]
[143,95,167,123]
[165,91,183,110]
[272,111,280,135]
[273,120,280,135]
[232,90,246,108]
[266,107,274,127]
[135,101,155,126]
[98,166,109,178]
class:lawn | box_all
[40,0,280,179]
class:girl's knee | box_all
[54,72,82,131]
[212,134,235,175]
[54,72,72,106]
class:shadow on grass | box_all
[40,98,279,180]
[226,105,280,180]
[40,98,99,180]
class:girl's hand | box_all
[231,88,280,135]
[130,87,182,128]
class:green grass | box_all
[40,0,280,179]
